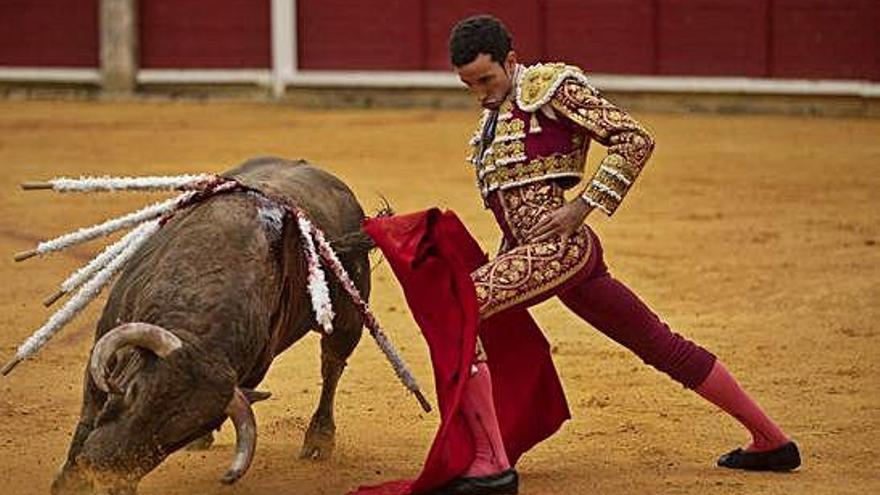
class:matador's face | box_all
[455,51,518,111]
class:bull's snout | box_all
[51,463,92,495]
[71,429,161,495]
[53,459,138,495]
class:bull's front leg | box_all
[300,318,362,460]
[299,339,345,460]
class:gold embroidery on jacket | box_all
[495,118,525,141]
[480,152,584,192]
[551,80,654,215]
[516,62,576,111]
[468,63,655,208]
[472,182,592,319]
[467,100,586,198]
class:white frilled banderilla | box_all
[3,173,431,413]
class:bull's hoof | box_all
[184,432,215,451]
[299,419,335,461]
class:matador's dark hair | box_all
[448,15,513,67]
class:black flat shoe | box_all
[431,468,519,495]
[717,441,801,471]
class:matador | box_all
[361,15,802,495]
[440,16,801,495]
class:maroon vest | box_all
[467,94,589,201]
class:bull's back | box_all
[223,157,366,240]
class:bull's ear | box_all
[240,388,271,403]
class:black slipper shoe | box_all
[717,441,801,471]
[431,468,519,495]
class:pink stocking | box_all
[695,361,789,452]
[461,363,511,477]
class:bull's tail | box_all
[329,231,376,254]
[329,196,394,255]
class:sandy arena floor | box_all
[0,100,878,494]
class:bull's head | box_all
[53,323,259,494]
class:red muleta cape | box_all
[351,209,570,494]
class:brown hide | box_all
[53,158,369,494]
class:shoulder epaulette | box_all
[515,62,590,112]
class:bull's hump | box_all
[169,193,265,240]
[223,158,364,237]
[124,194,277,287]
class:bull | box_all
[51,157,372,494]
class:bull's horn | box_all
[220,387,257,485]
[241,388,272,403]
[89,323,183,393]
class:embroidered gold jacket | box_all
[468,63,655,215]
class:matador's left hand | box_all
[527,197,594,244]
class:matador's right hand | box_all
[526,197,594,244]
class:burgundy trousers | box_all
[473,182,716,389]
